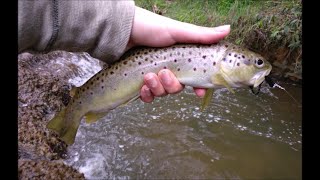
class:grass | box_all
[135,0,302,81]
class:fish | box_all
[47,41,272,145]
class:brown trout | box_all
[47,41,272,145]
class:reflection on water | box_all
[65,82,302,179]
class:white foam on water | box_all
[60,52,103,87]
[78,153,108,179]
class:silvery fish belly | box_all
[47,41,272,145]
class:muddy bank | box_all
[18,51,103,179]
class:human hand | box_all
[127,7,230,103]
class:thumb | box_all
[167,22,231,44]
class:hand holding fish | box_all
[127,7,231,102]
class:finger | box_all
[144,73,167,97]
[168,23,231,44]
[158,69,184,94]
[194,88,207,98]
[140,85,154,103]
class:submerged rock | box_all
[18,50,103,179]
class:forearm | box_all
[18,0,135,63]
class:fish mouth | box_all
[252,68,272,87]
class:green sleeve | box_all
[18,0,135,63]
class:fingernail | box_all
[213,25,230,32]
[160,70,172,85]
[145,88,152,97]
[146,76,158,88]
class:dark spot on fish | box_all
[149,49,152,52]
[223,58,226,61]
[188,59,191,62]
[234,54,237,57]
[174,59,177,63]
[90,92,93,95]
[248,59,251,62]
[225,45,229,48]
[102,73,104,76]
[229,60,232,63]
[237,62,240,66]
[170,53,172,57]
[150,55,153,58]
[101,86,104,89]
[182,54,184,57]
[196,45,200,48]
[86,86,89,90]
[164,49,167,52]
[137,52,140,55]
[138,62,142,65]
[110,71,114,75]
[242,55,245,58]
[211,54,214,57]
[177,52,181,55]
[164,56,166,60]
[123,61,127,65]
[145,58,148,61]
[135,56,138,59]
[91,82,93,85]
[203,69,206,73]
[213,62,216,66]
[156,55,159,59]
[189,51,192,55]
[97,77,99,80]
[154,63,157,66]
[172,47,176,50]
[79,101,82,104]
[229,53,231,56]
[238,57,241,59]
[193,68,197,71]
[124,73,127,76]
[202,55,207,59]
[141,72,144,75]
[182,46,186,48]
[233,47,236,49]
[82,89,85,92]
[177,68,180,71]
[151,60,153,63]
[101,79,104,83]
[115,66,118,70]
[163,66,167,69]
[132,59,135,62]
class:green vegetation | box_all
[135,0,302,81]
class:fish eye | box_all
[255,59,264,68]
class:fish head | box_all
[219,45,272,88]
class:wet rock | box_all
[18,50,103,179]
[18,160,85,180]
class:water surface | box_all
[65,82,302,179]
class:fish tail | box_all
[47,107,80,145]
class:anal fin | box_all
[84,111,109,124]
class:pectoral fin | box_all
[211,74,235,94]
[84,111,109,124]
[201,88,214,111]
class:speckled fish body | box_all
[47,41,272,145]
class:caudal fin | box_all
[47,108,80,145]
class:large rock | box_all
[18,50,103,179]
